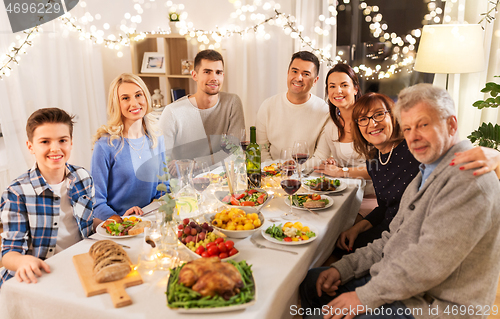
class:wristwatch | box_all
[342,166,349,177]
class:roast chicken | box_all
[179,257,244,299]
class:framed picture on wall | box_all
[141,52,166,73]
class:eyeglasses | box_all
[355,111,389,127]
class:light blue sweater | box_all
[91,135,166,220]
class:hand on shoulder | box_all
[451,146,500,178]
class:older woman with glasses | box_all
[334,92,420,254]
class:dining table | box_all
[0,176,365,319]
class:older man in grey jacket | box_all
[299,84,500,319]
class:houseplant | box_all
[467,76,500,150]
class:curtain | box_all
[437,0,500,140]
[0,6,107,191]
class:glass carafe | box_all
[172,159,199,219]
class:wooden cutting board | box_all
[73,253,143,308]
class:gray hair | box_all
[394,83,456,123]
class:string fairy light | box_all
[0,27,40,80]
[1,0,495,80]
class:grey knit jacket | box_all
[333,140,500,319]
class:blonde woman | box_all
[91,73,166,221]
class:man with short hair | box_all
[299,83,500,319]
[159,50,245,165]
[256,51,329,161]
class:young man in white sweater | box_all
[256,51,330,161]
[159,50,245,166]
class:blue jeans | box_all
[299,267,416,319]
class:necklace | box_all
[378,143,395,166]
[125,135,146,159]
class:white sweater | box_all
[256,92,329,161]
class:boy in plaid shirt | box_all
[0,108,94,288]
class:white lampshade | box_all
[414,24,485,74]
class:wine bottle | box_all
[245,126,261,188]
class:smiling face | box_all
[400,102,457,164]
[358,101,394,152]
[193,59,224,96]
[327,72,358,110]
[286,58,319,103]
[118,82,147,127]
[27,123,72,183]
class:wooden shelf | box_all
[130,34,191,104]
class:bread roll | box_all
[89,240,131,283]
[128,220,152,236]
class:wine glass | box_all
[292,140,310,179]
[280,147,293,172]
[192,161,211,199]
[220,133,233,155]
[280,160,301,220]
[239,128,249,152]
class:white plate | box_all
[95,221,142,239]
[303,179,347,194]
[261,225,319,245]
[168,267,256,313]
[284,194,334,210]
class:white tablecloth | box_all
[0,178,363,319]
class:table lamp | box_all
[414,24,486,89]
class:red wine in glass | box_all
[240,141,249,152]
[193,177,210,192]
[281,179,302,195]
[281,165,296,177]
[292,153,309,165]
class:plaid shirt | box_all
[0,163,94,287]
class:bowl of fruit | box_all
[177,218,240,260]
[204,206,265,239]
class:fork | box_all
[249,236,298,255]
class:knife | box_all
[85,237,131,249]
[293,196,319,216]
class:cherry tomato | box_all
[230,198,240,206]
[257,194,266,204]
[219,252,229,259]
[218,242,227,253]
[234,193,245,200]
[311,194,321,201]
[206,242,216,249]
[241,201,255,206]
[228,248,238,256]
[247,189,257,195]
[225,240,234,250]
[195,246,205,255]
[208,246,220,256]
[214,237,224,244]
[201,251,210,258]
[284,237,292,242]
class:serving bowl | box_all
[204,206,265,239]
